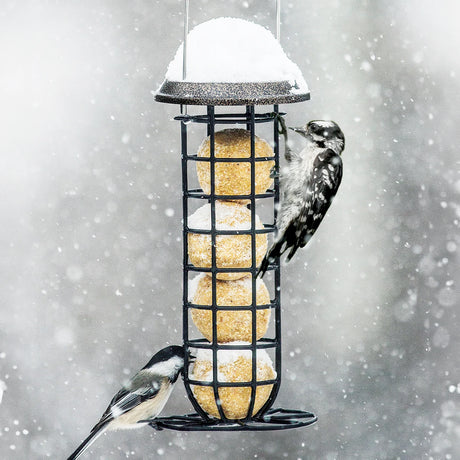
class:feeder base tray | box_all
[146,408,317,431]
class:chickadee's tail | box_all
[67,423,108,460]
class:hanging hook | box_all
[276,0,281,42]
[181,0,190,115]
[183,0,189,80]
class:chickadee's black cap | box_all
[157,345,185,360]
[143,345,185,369]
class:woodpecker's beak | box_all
[289,126,308,137]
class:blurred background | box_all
[0,0,459,458]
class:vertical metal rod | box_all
[181,121,189,353]
[246,105,258,421]
[258,105,282,416]
[276,0,281,42]
[273,104,282,398]
[208,105,227,421]
[181,120,211,421]
[245,106,251,131]
[181,123,209,421]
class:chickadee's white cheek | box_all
[148,356,183,376]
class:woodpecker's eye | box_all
[308,122,321,133]
[309,122,330,138]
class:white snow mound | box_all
[164,17,308,90]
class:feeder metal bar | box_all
[247,104,258,422]
[147,408,317,432]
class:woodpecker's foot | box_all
[270,165,279,179]
[274,113,288,137]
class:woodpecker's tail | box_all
[286,243,300,262]
[257,240,285,278]
[67,424,108,460]
[257,255,271,279]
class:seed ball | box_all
[187,201,267,281]
[196,128,274,202]
[191,345,276,420]
[190,274,271,343]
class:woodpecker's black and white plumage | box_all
[67,345,187,460]
[258,120,345,277]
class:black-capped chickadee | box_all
[259,120,345,277]
[67,345,188,459]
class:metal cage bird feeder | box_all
[151,0,317,431]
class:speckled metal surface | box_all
[155,80,310,105]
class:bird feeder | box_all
[151,0,317,431]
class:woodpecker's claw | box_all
[270,165,279,179]
[276,114,288,137]
[271,113,292,162]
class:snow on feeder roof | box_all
[155,17,310,106]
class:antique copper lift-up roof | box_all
[151,0,316,431]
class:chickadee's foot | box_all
[145,420,163,431]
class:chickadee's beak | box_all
[188,354,196,363]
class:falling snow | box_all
[0,1,459,459]
[0,380,7,404]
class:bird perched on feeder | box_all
[258,120,345,277]
[67,345,189,460]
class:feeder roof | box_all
[155,17,310,106]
